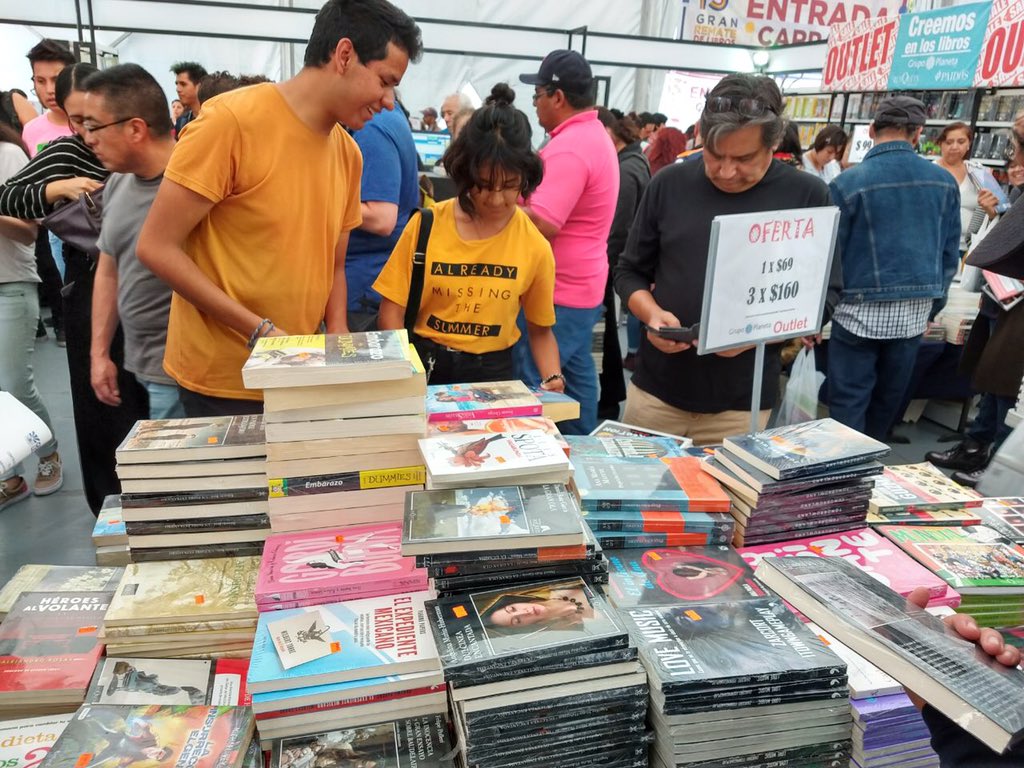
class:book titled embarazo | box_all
[269,467,426,498]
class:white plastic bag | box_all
[777,348,825,426]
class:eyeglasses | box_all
[532,88,555,103]
[704,96,779,118]
[81,116,135,134]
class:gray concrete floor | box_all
[0,319,960,587]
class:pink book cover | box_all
[425,382,542,423]
[739,526,949,600]
[256,523,427,604]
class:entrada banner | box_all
[823,1,1024,90]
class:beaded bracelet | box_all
[247,318,274,349]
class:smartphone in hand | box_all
[652,324,700,344]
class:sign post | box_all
[697,207,841,434]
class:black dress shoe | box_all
[951,466,986,488]
[925,438,990,472]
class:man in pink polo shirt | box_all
[516,50,619,434]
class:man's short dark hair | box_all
[638,111,655,126]
[84,63,174,137]
[304,0,423,68]
[27,39,76,68]
[198,71,241,105]
[652,112,668,126]
[699,74,786,155]
[170,61,208,84]
[872,121,919,140]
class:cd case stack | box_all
[702,418,888,546]
[401,484,606,598]
[566,437,734,551]
[242,331,428,533]
[115,415,270,561]
[428,578,650,768]
[620,597,852,768]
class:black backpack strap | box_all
[404,208,434,331]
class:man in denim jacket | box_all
[827,96,960,440]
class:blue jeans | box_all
[47,231,65,282]
[827,321,922,441]
[0,282,58,480]
[513,304,603,435]
[967,392,1014,451]
[138,377,185,420]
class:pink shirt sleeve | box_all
[527,148,589,230]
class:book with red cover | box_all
[738,527,950,601]
[256,523,427,606]
[0,591,111,704]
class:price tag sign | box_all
[848,125,873,164]
[698,207,840,355]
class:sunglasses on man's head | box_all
[704,96,778,118]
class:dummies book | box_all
[0,565,123,620]
[402,484,585,555]
[269,713,450,768]
[87,658,250,707]
[104,558,260,627]
[573,456,731,512]
[115,415,265,464]
[425,381,541,423]
[0,591,112,701]
[977,498,1024,544]
[257,523,427,605]
[878,525,1024,594]
[605,546,768,609]
[242,331,411,389]
[722,418,889,480]
[418,430,570,485]
[247,592,439,693]
[38,705,254,768]
[0,715,72,768]
[620,597,843,695]
[868,463,983,514]
[426,577,627,675]
[755,554,1024,754]
[268,467,426,499]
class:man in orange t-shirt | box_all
[137,0,423,416]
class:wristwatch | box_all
[541,373,565,385]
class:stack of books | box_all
[738,527,961,608]
[99,557,260,658]
[401,483,605,598]
[0,565,123,621]
[850,694,939,768]
[92,496,130,566]
[266,713,452,768]
[0,714,72,767]
[867,463,983,522]
[570,445,733,550]
[86,656,250,706]
[246,590,444,745]
[976,497,1024,543]
[879,524,1024,627]
[255,522,427,612]
[604,544,770,611]
[242,332,428,533]
[0,590,112,717]
[702,418,889,546]
[621,596,851,768]
[37,704,257,768]
[418,429,571,490]
[115,415,269,561]
[427,577,649,768]
[934,284,979,345]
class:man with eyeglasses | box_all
[827,96,960,442]
[615,74,842,445]
[21,40,76,158]
[81,64,183,421]
[515,49,620,435]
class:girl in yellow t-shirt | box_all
[374,84,564,392]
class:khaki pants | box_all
[622,382,770,446]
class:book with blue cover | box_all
[722,419,889,481]
[247,592,439,694]
[572,456,731,512]
[565,435,690,459]
[250,668,444,712]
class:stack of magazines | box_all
[115,415,270,561]
[867,463,982,523]
[242,331,428,533]
[621,596,852,768]
[702,418,888,546]
[401,484,605,598]
[427,577,650,768]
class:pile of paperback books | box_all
[867,463,982,524]
[242,331,427,533]
[92,496,130,566]
[702,418,889,546]
[114,415,269,561]
[620,596,852,768]
[401,483,605,598]
[427,577,649,768]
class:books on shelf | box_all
[868,463,983,515]
[756,554,1024,754]
[418,430,571,488]
[242,331,412,389]
[425,380,541,422]
[256,523,427,609]
[86,657,250,706]
[0,565,123,621]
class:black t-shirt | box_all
[615,158,841,414]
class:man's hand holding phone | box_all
[645,309,697,354]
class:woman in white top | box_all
[934,122,1000,253]
[801,125,847,183]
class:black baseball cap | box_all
[874,95,927,126]
[520,50,594,95]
